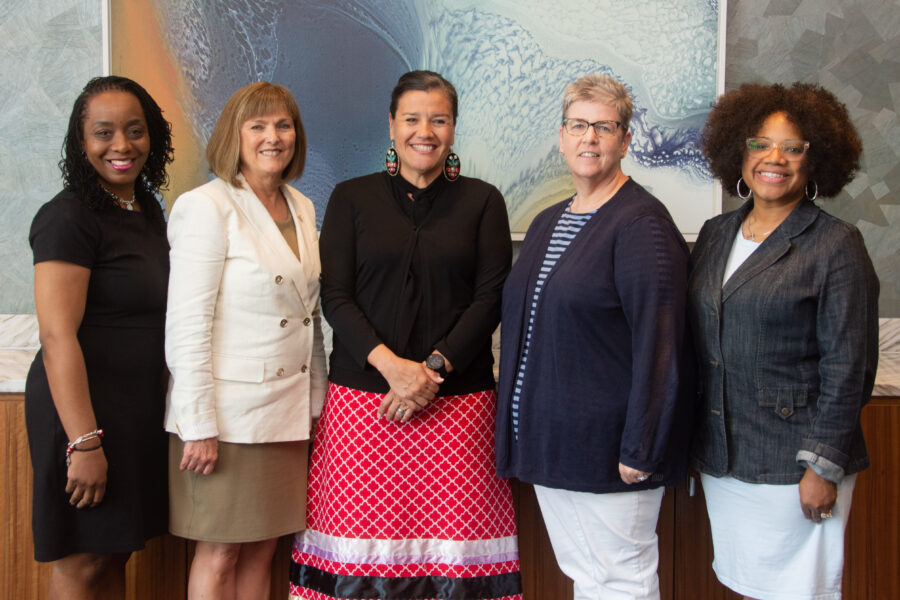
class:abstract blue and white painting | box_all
[148,0,722,234]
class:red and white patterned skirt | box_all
[290,383,522,600]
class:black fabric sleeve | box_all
[433,187,512,373]
[29,194,100,269]
[318,183,385,368]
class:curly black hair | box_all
[59,76,174,219]
[701,82,862,198]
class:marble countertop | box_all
[0,314,38,393]
[876,353,900,397]
[0,349,36,392]
[2,314,898,396]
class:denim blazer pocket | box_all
[760,385,809,420]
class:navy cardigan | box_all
[496,179,695,493]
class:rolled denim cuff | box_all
[796,450,844,483]
[799,438,849,468]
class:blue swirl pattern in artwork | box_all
[156,0,285,142]
[154,0,718,231]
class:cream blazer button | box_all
[280,318,288,327]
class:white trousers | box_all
[534,484,664,600]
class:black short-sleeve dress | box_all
[25,190,169,562]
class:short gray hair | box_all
[561,74,633,131]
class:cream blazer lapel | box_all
[226,175,314,314]
[283,184,321,311]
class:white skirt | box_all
[700,473,856,600]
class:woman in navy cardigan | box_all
[496,74,693,600]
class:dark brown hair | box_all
[701,82,862,198]
[389,71,458,122]
[60,75,173,220]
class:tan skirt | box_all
[168,434,308,543]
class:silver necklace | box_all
[743,214,774,241]
[105,188,136,211]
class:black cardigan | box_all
[319,171,512,395]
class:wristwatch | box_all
[425,353,448,378]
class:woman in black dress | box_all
[25,76,173,598]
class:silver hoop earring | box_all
[736,177,753,200]
[805,180,818,201]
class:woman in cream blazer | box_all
[165,175,325,442]
[165,82,325,599]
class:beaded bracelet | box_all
[65,429,104,466]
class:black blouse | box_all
[319,171,512,396]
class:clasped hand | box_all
[378,357,443,422]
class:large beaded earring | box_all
[385,141,399,176]
[443,150,460,182]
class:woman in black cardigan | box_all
[289,71,521,600]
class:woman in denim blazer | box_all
[688,83,878,600]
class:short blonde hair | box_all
[206,82,307,187]
[562,74,633,132]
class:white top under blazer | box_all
[165,174,327,443]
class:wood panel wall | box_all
[3,393,898,599]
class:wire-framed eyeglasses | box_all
[746,137,809,160]
[562,118,622,138]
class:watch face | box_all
[426,354,445,371]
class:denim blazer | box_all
[688,199,879,484]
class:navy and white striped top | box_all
[510,203,595,438]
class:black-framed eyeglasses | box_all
[562,118,622,138]
[746,137,809,160]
